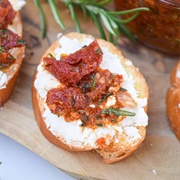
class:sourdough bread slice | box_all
[166,61,180,141]
[0,12,25,106]
[33,32,149,163]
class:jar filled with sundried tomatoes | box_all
[114,0,180,56]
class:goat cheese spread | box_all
[8,0,26,11]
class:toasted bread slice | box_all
[32,32,149,163]
[166,61,180,141]
[0,12,25,106]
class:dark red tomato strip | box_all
[0,0,16,29]
[43,40,102,86]
[0,29,26,51]
[43,58,82,86]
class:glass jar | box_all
[114,0,180,56]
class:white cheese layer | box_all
[0,71,9,89]
[34,36,148,148]
[9,0,26,11]
[176,70,180,79]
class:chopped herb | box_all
[96,123,103,127]
[81,121,86,127]
[0,29,8,38]
[71,97,75,107]
[98,92,113,105]
[91,74,96,89]
[111,119,117,123]
[17,39,26,45]
[102,108,136,117]
[0,65,4,70]
[120,87,127,92]
[84,83,91,89]
[82,45,87,48]
[96,47,102,54]
[0,46,5,53]
[96,115,101,119]
[49,53,56,59]
[7,54,15,60]
[84,114,89,122]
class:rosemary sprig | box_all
[34,0,149,43]
[33,0,46,38]
[102,108,136,117]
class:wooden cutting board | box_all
[1,1,180,180]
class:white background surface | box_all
[0,133,75,180]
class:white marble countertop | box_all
[0,133,75,180]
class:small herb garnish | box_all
[120,87,127,92]
[0,29,8,38]
[85,114,89,122]
[91,74,96,89]
[71,97,75,107]
[96,123,103,127]
[98,92,113,105]
[84,83,91,89]
[82,45,87,48]
[111,119,117,123]
[17,39,26,45]
[49,53,56,59]
[0,64,9,70]
[0,46,5,53]
[81,121,86,127]
[7,54,15,60]
[102,108,136,117]
[96,47,102,54]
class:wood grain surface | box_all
[0,1,180,180]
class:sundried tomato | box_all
[0,0,16,29]
[46,87,88,115]
[43,40,102,86]
[0,51,15,69]
[0,29,26,51]
[44,57,81,86]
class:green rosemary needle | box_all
[47,0,66,30]
[102,108,136,117]
[33,0,46,38]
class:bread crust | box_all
[166,61,180,141]
[32,32,149,163]
[0,12,25,106]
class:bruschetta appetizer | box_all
[166,60,180,141]
[32,32,149,163]
[0,0,26,106]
